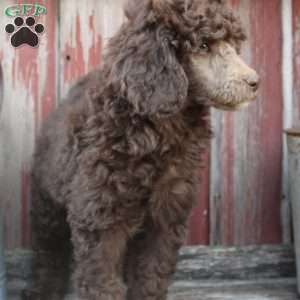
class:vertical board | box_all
[293,0,300,124]
[210,0,283,245]
[187,152,210,245]
[281,0,293,245]
[59,0,125,98]
[0,0,58,249]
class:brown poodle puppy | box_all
[25,0,259,299]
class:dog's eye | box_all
[199,43,210,52]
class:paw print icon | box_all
[5,16,45,48]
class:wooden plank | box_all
[210,0,283,246]
[281,0,293,245]
[286,131,300,293]
[7,279,298,300]
[5,245,296,283]
[0,0,58,249]
[59,0,125,99]
[170,279,298,300]
[293,0,300,124]
[187,152,210,245]
[5,245,297,299]
[210,0,249,246]
[246,0,283,244]
[175,245,296,281]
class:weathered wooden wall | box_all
[210,0,283,246]
[0,0,58,248]
[0,0,298,249]
[0,0,128,250]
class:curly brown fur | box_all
[25,1,259,299]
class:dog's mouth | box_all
[211,92,258,111]
[212,101,252,111]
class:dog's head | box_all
[106,0,259,117]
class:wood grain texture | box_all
[0,0,126,249]
[187,152,210,245]
[286,132,300,293]
[170,279,298,300]
[281,0,293,245]
[210,0,283,246]
[0,0,291,248]
[8,279,298,300]
[59,0,125,98]
[5,245,296,283]
[5,245,297,300]
[293,0,300,126]
[176,245,296,281]
[210,0,250,246]
[0,0,58,249]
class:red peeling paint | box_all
[63,15,86,86]
[247,0,282,244]
[88,15,102,70]
[11,1,57,131]
[63,14,103,90]
[221,113,235,245]
[14,48,39,128]
[230,0,240,9]
[3,1,58,249]
[187,151,210,245]
[1,0,288,249]
[40,0,57,120]
[209,0,283,246]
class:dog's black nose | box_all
[244,74,260,92]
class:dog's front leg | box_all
[126,175,196,300]
[71,226,129,300]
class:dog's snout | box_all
[244,73,260,92]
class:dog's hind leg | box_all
[22,183,72,300]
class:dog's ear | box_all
[109,26,188,117]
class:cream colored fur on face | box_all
[191,41,259,111]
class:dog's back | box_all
[32,69,102,204]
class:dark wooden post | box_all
[286,128,300,294]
